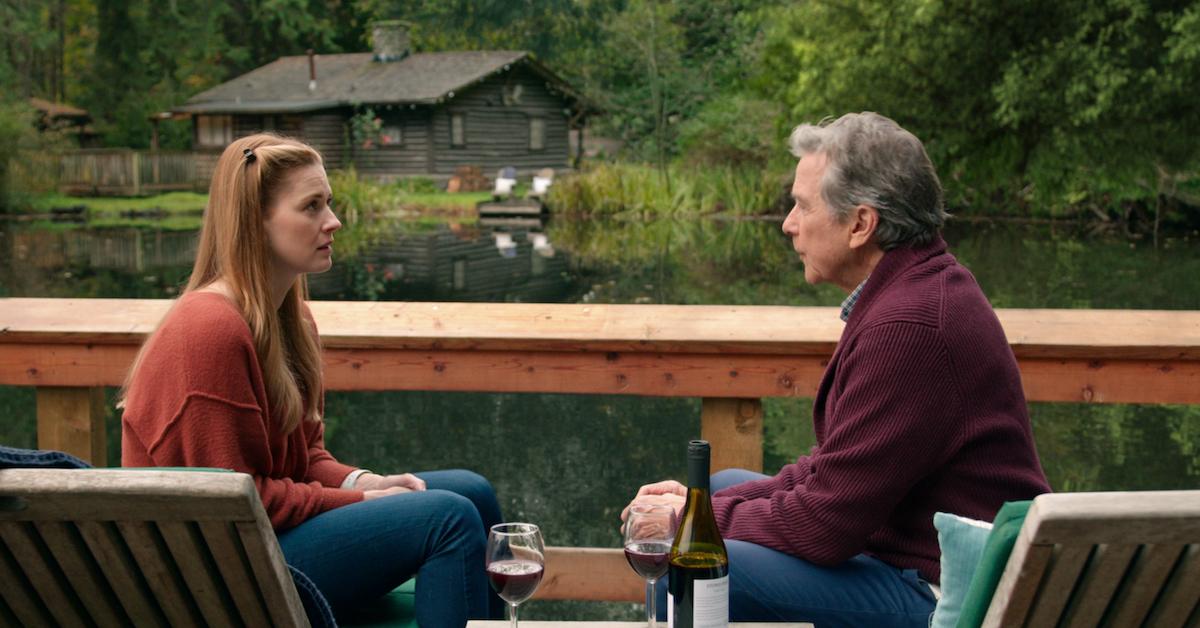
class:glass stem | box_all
[509,602,519,628]
[646,578,656,627]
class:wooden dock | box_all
[477,198,547,217]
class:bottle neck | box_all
[687,452,710,492]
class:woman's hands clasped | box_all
[357,472,427,500]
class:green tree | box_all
[353,0,604,61]
[758,0,1200,219]
[78,0,349,148]
[0,1,64,207]
[0,1,61,99]
[599,0,691,175]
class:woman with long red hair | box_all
[121,133,500,625]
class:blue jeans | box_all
[654,469,936,628]
[277,469,503,627]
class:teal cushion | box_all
[929,512,993,628]
[955,501,1033,628]
[340,579,417,628]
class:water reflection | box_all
[0,219,585,304]
[1,216,1198,619]
[0,227,197,297]
[305,220,583,303]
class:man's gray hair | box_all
[789,112,948,250]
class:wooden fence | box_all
[1,299,1198,602]
[57,150,197,196]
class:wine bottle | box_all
[668,439,729,628]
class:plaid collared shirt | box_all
[840,277,869,322]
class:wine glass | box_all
[623,504,677,627]
[486,522,545,628]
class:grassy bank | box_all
[547,162,788,218]
[329,168,490,223]
[10,170,491,230]
[27,192,208,214]
[11,192,209,230]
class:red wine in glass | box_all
[486,559,545,604]
[624,541,671,580]
[623,504,677,627]
[486,522,544,628]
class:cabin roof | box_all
[175,51,584,115]
[29,97,89,119]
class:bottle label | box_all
[667,577,728,628]
[692,575,728,627]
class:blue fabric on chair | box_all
[0,444,91,469]
[930,512,993,628]
[290,565,339,628]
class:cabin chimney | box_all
[372,21,411,62]
[307,49,317,91]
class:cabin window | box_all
[197,115,233,148]
[381,125,403,146]
[529,118,545,151]
[451,113,465,147]
[281,115,303,135]
[452,258,467,289]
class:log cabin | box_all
[172,22,590,183]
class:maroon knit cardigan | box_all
[712,235,1051,582]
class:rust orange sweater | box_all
[122,291,362,530]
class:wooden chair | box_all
[0,468,310,627]
[982,490,1200,627]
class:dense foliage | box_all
[761,0,1200,217]
[2,0,1198,219]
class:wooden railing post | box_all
[130,151,141,196]
[36,386,107,467]
[701,397,763,473]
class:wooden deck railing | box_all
[2,298,1199,602]
[58,149,197,196]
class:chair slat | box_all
[0,532,55,628]
[0,521,88,627]
[77,520,168,627]
[1025,544,1092,625]
[0,469,260,522]
[1142,544,1200,628]
[237,520,310,628]
[1105,544,1185,626]
[159,521,242,628]
[1027,492,1200,546]
[199,520,272,627]
[35,521,127,626]
[983,535,1051,627]
[118,521,202,628]
[0,593,24,628]
[1060,543,1138,627]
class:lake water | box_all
[1,215,1198,619]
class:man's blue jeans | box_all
[654,468,937,628]
[277,469,503,626]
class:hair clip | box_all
[243,148,256,163]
